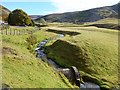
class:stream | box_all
[35,34,100,90]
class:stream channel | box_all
[35,34,100,90]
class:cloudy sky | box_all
[1,0,119,15]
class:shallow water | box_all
[80,82,100,90]
[35,34,100,90]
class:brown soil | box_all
[2,47,17,55]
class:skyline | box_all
[1,0,119,15]
[1,2,57,15]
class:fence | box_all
[0,27,40,35]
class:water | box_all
[35,34,64,68]
[35,34,101,90]
[80,82,100,90]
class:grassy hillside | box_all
[84,18,119,30]
[36,4,118,23]
[45,26,119,89]
[0,5,11,21]
[2,27,73,88]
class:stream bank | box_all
[35,34,100,90]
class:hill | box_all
[0,5,11,21]
[36,4,118,23]
[45,26,119,89]
[29,15,43,20]
[2,27,73,88]
[84,18,120,30]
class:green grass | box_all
[84,18,119,30]
[2,27,74,88]
[45,26,119,89]
[88,18,118,25]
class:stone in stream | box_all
[69,66,80,86]
[59,66,80,87]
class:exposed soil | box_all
[2,47,17,55]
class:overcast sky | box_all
[1,0,119,15]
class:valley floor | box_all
[1,25,119,89]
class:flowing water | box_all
[35,34,100,90]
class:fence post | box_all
[14,29,15,35]
[10,28,12,35]
[6,29,7,35]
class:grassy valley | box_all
[44,25,119,89]
[1,2,119,90]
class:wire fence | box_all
[0,25,40,35]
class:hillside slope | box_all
[36,4,118,23]
[29,15,43,20]
[45,26,118,89]
[2,27,73,88]
[85,18,119,30]
[0,5,11,21]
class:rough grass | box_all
[45,26,119,89]
[84,18,119,30]
[85,18,118,25]
[2,27,74,88]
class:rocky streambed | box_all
[35,34,100,90]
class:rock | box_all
[80,82,100,90]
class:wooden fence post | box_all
[14,29,15,35]
[6,29,7,35]
[10,28,12,35]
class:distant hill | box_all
[87,18,120,30]
[0,5,11,21]
[30,15,43,20]
[36,4,118,23]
